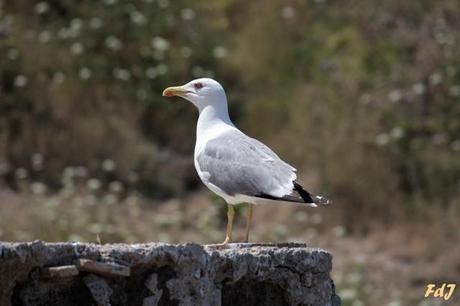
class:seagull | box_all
[163,78,330,245]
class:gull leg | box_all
[222,204,235,244]
[244,204,254,243]
[204,204,235,249]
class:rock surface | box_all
[0,241,340,306]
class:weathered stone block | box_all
[0,241,340,306]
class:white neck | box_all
[195,101,235,146]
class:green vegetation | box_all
[2,0,458,225]
[0,2,459,304]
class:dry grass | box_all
[1,1,460,305]
[1,182,459,306]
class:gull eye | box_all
[194,82,203,90]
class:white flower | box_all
[113,68,131,81]
[128,171,139,183]
[104,194,118,205]
[70,42,84,55]
[387,300,402,306]
[181,46,192,58]
[205,70,215,78]
[451,140,460,151]
[151,36,170,51]
[347,272,362,284]
[145,67,157,79]
[429,72,442,85]
[58,26,79,39]
[89,223,103,234]
[35,2,49,15]
[446,66,456,77]
[79,67,92,80]
[7,48,19,60]
[63,166,76,178]
[376,133,390,146]
[434,31,454,46]
[311,213,323,224]
[390,127,404,139]
[359,93,371,104]
[412,82,425,95]
[136,89,147,100]
[67,234,84,242]
[338,289,357,300]
[388,90,402,103]
[432,133,446,145]
[53,72,65,84]
[213,46,228,59]
[89,17,103,29]
[333,226,346,237]
[75,166,88,177]
[158,0,169,8]
[105,36,123,50]
[153,50,165,61]
[15,168,28,179]
[156,63,168,75]
[417,300,431,306]
[192,66,204,77]
[31,153,44,171]
[38,30,52,43]
[0,162,10,176]
[449,85,460,97]
[352,301,364,306]
[281,6,295,19]
[295,211,308,222]
[102,159,116,171]
[31,182,47,195]
[109,181,123,193]
[57,28,71,39]
[130,11,146,25]
[14,75,28,87]
[70,18,83,32]
[274,224,288,236]
[181,8,195,20]
[87,178,101,191]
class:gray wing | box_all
[196,130,297,198]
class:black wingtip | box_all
[293,182,315,203]
[254,182,331,205]
[294,182,331,205]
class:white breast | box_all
[194,122,238,202]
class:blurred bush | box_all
[0,0,459,229]
[0,0,231,197]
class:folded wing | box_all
[197,130,319,204]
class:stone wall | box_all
[0,241,340,306]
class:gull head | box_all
[162,78,227,110]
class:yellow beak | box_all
[162,86,188,97]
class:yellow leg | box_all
[222,204,235,245]
[244,204,254,243]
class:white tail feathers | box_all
[313,195,331,205]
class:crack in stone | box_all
[1,242,340,306]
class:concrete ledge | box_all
[0,241,340,306]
